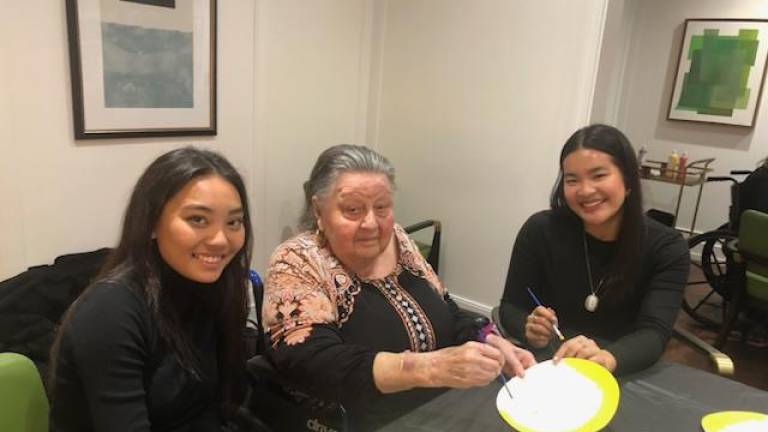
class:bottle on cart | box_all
[677,152,688,182]
[637,145,648,166]
[667,150,679,179]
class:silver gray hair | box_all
[299,144,396,230]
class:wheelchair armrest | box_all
[403,219,442,274]
[245,355,350,431]
[403,219,441,234]
[672,327,734,376]
[738,249,768,267]
[247,355,280,379]
[491,306,523,345]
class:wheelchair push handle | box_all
[707,176,739,184]
[707,168,752,185]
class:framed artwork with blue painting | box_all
[66,0,216,139]
[668,19,768,127]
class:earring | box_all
[316,228,326,247]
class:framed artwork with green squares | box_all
[668,19,768,127]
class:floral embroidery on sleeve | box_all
[264,238,329,346]
[263,232,359,347]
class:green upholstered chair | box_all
[403,220,442,275]
[715,210,768,348]
[0,352,48,432]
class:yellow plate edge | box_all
[564,358,620,432]
[701,411,768,431]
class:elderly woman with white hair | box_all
[262,144,534,429]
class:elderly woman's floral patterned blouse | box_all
[261,223,477,423]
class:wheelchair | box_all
[682,170,754,330]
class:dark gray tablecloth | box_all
[375,361,768,431]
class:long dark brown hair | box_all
[49,146,252,413]
[550,124,645,300]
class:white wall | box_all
[590,0,637,125]
[2,1,615,317]
[0,5,22,279]
[373,0,608,310]
[614,0,768,234]
[0,1,377,280]
[252,0,375,270]
[0,0,259,280]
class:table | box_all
[375,361,768,431]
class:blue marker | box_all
[526,287,565,341]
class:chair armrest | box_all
[491,306,523,345]
[672,327,734,376]
[403,219,441,234]
[247,355,279,379]
[403,219,442,274]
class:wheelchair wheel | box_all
[683,230,739,328]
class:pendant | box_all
[585,294,599,312]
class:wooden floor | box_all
[662,267,768,390]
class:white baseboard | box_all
[451,293,493,317]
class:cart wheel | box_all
[683,230,740,329]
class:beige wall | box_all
[373,0,608,311]
[2,1,610,317]
[591,0,637,125]
[0,1,378,280]
[0,1,260,280]
[252,0,376,268]
[609,0,768,233]
[0,8,21,278]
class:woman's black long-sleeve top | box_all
[499,210,689,375]
[50,266,223,432]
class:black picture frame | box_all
[66,0,217,139]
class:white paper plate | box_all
[496,358,619,432]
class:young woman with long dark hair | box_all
[48,147,253,431]
[499,124,689,375]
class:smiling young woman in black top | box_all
[499,124,689,375]
[48,147,253,431]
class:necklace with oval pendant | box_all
[584,293,599,312]
[582,231,605,313]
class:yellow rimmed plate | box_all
[701,411,768,432]
[496,358,620,432]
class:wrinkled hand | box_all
[553,335,617,372]
[525,306,559,348]
[485,333,536,377]
[426,341,504,388]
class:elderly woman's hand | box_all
[424,341,505,388]
[484,333,536,377]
